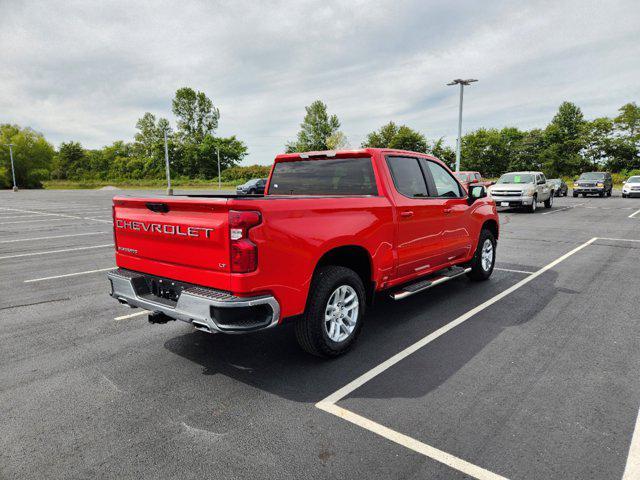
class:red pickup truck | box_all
[108,149,499,357]
[453,171,493,191]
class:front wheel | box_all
[467,229,496,281]
[295,266,365,357]
[573,192,578,198]
[527,196,537,213]
[544,194,553,208]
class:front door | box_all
[386,156,448,279]
[420,158,473,263]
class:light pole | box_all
[447,78,477,172]
[3,143,18,191]
[163,130,172,195]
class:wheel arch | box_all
[482,219,499,240]
[314,245,375,304]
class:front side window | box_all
[424,160,463,198]
[268,157,377,195]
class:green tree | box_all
[614,102,640,139]
[428,138,456,166]
[541,102,586,176]
[581,117,614,169]
[172,87,219,144]
[362,121,401,148]
[460,128,519,177]
[53,141,85,179]
[362,122,428,152]
[286,100,343,152]
[0,124,55,188]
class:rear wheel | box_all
[607,189,612,197]
[295,266,365,357]
[573,191,578,198]
[467,229,496,281]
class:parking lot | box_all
[1,189,639,480]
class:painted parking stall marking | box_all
[317,238,605,480]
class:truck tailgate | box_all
[113,197,230,278]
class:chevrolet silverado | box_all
[108,149,499,357]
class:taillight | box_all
[229,210,261,273]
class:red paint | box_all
[112,149,498,320]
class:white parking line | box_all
[0,218,73,225]
[316,237,598,480]
[24,267,115,283]
[114,310,148,321]
[629,208,640,219]
[317,403,509,480]
[542,203,584,215]
[0,244,113,260]
[0,232,108,243]
[623,407,640,479]
[597,237,640,243]
[0,207,111,224]
[494,267,535,275]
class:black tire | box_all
[564,189,569,197]
[545,193,553,208]
[467,229,496,281]
[573,191,578,198]
[527,195,537,213]
[582,193,587,197]
[599,191,604,197]
[248,189,256,194]
[607,189,612,197]
[295,266,366,358]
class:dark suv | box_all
[573,172,613,197]
[236,178,267,195]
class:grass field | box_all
[42,179,240,190]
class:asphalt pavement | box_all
[1,188,639,480]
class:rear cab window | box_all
[268,157,377,195]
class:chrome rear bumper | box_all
[107,268,280,333]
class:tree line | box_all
[1,94,639,189]
[286,100,640,178]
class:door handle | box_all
[400,210,414,218]
[443,208,453,214]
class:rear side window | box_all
[386,157,428,198]
[268,157,377,195]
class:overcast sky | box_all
[1,0,639,165]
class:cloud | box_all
[0,0,638,164]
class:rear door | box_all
[386,156,449,278]
[421,159,473,262]
[113,197,230,274]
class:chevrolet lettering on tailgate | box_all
[115,219,214,239]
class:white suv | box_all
[622,175,640,198]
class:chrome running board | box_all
[390,266,471,300]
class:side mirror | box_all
[468,185,487,205]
